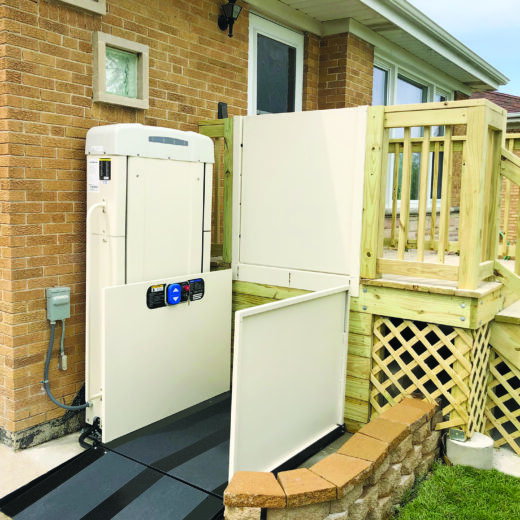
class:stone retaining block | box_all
[224,397,440,520]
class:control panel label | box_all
[147,279,206,309]
[99,158,111,182]
[146,284,166,309]
[189,279,205,301]
[87,158,100,193]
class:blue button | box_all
[166,284,182,305]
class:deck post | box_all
[458,106,489,290]
[223,118,234,264]
[360,106,386,279]
[198,118,234,264]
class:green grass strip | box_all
[395,462,520,520]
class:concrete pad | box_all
[447,432,494,470]
[0,433,83,498]
[493,447,520,478]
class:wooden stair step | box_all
[496,299,520,324]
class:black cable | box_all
[43,322,90,411]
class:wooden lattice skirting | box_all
[485,348,520,455]
[371,317,490,438]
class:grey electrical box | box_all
[46,287,71,322]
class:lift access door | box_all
[229,285,349,477]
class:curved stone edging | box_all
[224,398,442,520]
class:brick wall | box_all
[0,0,250,447]
[318,32,374,110]
[500,137,520,250]
[303,32,320,111]
[345,32,374,107]
[0,0,375,448]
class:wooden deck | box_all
[200,100,520,456]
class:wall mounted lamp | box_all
[218,0,242,38]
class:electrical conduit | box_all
[42,201,106,411]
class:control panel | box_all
[146,278,205,310]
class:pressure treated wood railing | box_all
[198,118,234,264]
[361,100,508,290]
[498,134,520,266]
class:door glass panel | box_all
[257,34,296,115]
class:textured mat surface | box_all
[0,394,231,520]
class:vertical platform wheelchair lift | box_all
[1,106,369,518]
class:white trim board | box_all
[355,20,469,96]
[234,263,356,295]
[244,0,507,91]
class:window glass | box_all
[105,46,138,99]
[432,93,447,137]
[248,15,303,116]
[397,76,427,105]
[372,66,388,106]
[374,58,453,210]
[394,77,428,201]
[257,34,296,114]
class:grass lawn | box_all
[394,462,520,520]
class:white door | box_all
[229,285,349,477]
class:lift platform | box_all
[0,394,231,520]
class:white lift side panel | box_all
[126,157,206,283]
[237,107,367,279]
[229,286,348,477]
[101,269,232,443]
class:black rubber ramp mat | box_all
[107,393,232,497]
[0,448,223,520]
[0,394,233,520]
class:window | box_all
[93,32,149,110]
[372,58,453,211]
[372,57,453,107]
[105,47,138,98]
[248,15,304,115]
[57,0,106,15]
[372,66,388,107]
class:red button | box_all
[184,285,190,291]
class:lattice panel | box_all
[371,317,490,437]
[467,324,491,435]
[485,349,520,455]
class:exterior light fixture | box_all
[218,0,242,38]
